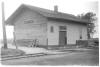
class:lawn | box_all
[1,48,25,57]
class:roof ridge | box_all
[22,4,76,16]
[22,4,54,13]
[23,4,81,19]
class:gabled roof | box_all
[6,4,89,25]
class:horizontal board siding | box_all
[47,20,88,45]
[14,9,47,46]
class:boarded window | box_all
[51,26,54,32]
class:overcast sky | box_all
[0,0,99,39]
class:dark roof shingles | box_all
[24,4,88,23]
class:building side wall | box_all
[47,20,87,45]
[14,9,47,46]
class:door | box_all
[59,31,67,46]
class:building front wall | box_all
[14,8,48,46]
[47,20,88,45]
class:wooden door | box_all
[59,31,67,46]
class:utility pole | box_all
[1,2,8,49]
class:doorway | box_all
[59,26,67,46]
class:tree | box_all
[77,12,97,39]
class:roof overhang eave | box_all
[47,17,90,24]
[5,21,14,26]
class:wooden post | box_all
[47,38,48,49]
[13,31,18,49]
[1,2,8,49]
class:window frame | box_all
[50,26,54,33]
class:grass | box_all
[1,48,25,57]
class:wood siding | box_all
[47,20,87,45]
[14,8,47,45]
[13,8,87,46]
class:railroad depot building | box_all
[6,4,89,47]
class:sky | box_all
[0,0,99,39]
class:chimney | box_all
[54,5,58,12]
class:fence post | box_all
[47,38,48,49]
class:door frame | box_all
[59,26,67,46]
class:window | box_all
[79,27,82,39]
[51,26,54,32]
[59,26,66,31]
[80,35,82,39]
